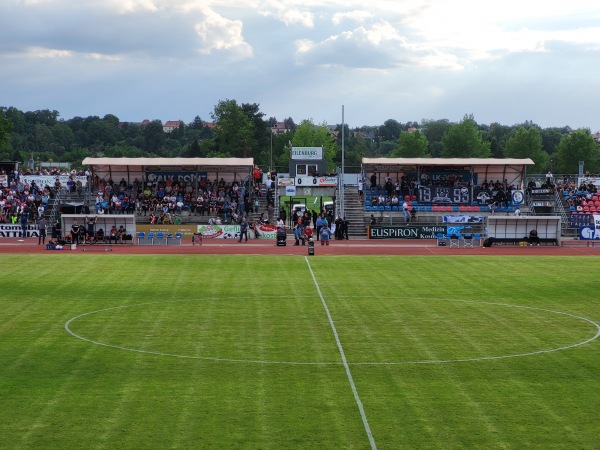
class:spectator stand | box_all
[358,157,535,239]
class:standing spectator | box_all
[238,217,248,242]
[293,224,305,246]
[52,219,61,239]
[71,220,82,244]
[20,212,28,238]
[253,165,261,185]
[319,223,331,245]
[342,217,350,240]
[315,213,326,241]
[334,214,344,240]
[38,217,47,245]
[402,200,410,223]
[358,179,364,199]
[85,216,97,243]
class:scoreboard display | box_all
[418,186,471,204]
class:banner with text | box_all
[579,214,600,240]
[369,225,447,239]
[21,175,88,188]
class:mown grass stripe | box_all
[305,256,377,450]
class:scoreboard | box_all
[418,186,471,204]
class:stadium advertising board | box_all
[578,214,600,240]
[21,175,88,188]
[530,188,553,195]
[443,215,485,223]
[291,147,322,160]
[146,172,207,184]
[0,224,39,238]
[137,223,278,240]
[369,225,447,239]
[577,177,600,187]
[570,213,593,228]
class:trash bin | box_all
[308,238,315,255]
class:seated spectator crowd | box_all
[555,175,599,212]
[92,175,273,225]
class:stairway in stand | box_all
[341,185,366,237]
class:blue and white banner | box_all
[443,215,485,223]
[579,214,600,240]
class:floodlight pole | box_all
[340,105,345,218]
[270,127,273,170]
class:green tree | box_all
[379,119,402,141]
[33,124,53,152]
[421,119,450,157]
[487,123,514,158]
[142,120,165,154]
[390,130,430,157]
[51,122,75,155]
[291,120,336,173]
[540,126,570,156]
[0,110,12,148]
[182,140,202,158]
[241,102,268,161]
[189,116,204,130]
[504,126,548,172]
[211,99,256,158]
[555,129,600,174]
[441,114,491,157]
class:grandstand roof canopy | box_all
[362,157,534,167]
[82,157,255,183]
[362,157,535,186]
[82,157,254,171]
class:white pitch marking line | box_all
[305,256,377,450]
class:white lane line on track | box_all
[305,256,377,450]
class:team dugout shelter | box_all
[82,157,255,191]
[361,157,535,211]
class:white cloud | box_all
[194,9,253,58]
[296,21,461,70]
[332,10,373,25]
[257,1,314,27]
[24,47,73,58]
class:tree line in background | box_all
[1,102,599,175]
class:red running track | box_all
[1,237,598,256]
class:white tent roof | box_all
[362,157,534,166]
[362,157,534,187]
[82,157,255,184]
[82,157,254,169]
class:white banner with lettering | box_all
[291,147,322,160]
[20,175,88,188]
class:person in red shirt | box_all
[303,226,313,242]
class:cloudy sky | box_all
[1,0,599,131]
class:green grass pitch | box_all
[1,255,599,449]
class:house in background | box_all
[163,120,183,133]
[271,122,292,135]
